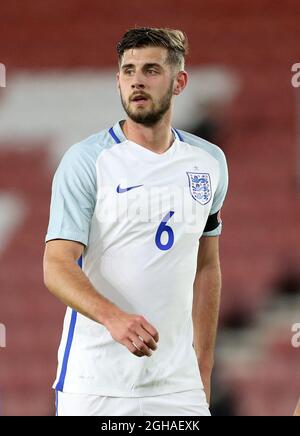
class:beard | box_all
[120,80,174,127]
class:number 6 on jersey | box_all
[155,211,175,251]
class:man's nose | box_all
[131,72,145,89]
[131,81,145,90]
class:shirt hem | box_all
[53,382,204,398]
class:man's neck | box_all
[122,117,174,154]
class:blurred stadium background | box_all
[0,0,300,416]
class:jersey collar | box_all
[110,121,183,145]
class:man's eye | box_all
[148,69,157,74]
[124,69,134,75]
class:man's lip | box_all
[132,99,148,103]
[131,95,149,102]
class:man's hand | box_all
[104,307,159,357]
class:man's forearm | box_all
[44,257,119,326]
[192,264,221,375]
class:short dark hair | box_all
[117,27,188,70]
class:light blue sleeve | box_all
[202,147,228,237]
[45,143,97,246]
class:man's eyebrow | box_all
[121,63,135,70]
[121,62,164,71]
[143,63,163,69]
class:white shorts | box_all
[55,389,211,416]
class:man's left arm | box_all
[192,235,221,405]
[294,398,300,416]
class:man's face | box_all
[117,47,177,127]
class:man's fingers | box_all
[136,327,157,351]
[140,319,159,343]
[129,334,152,357]
[119,315,159,358]
[124,339,144,357]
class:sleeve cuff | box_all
[45,230,88,246]
[202,222,222,237]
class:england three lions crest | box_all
[186,172,212,205]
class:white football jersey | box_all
[46,121,228,397]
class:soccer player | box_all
[43,27,228,416]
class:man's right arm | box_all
[43,239,159,357]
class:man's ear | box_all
[116,72,120,90]
[173,70,188,96]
